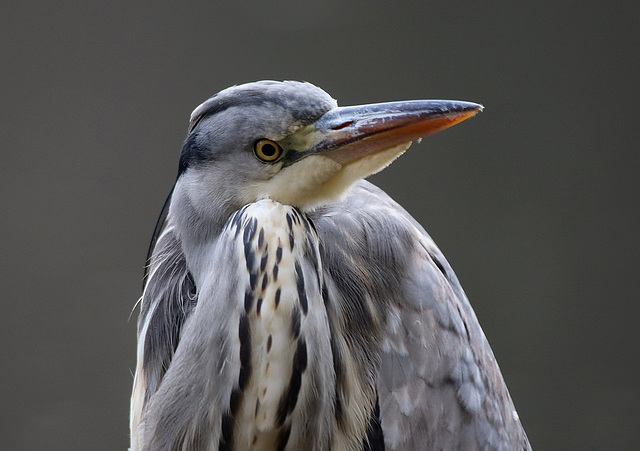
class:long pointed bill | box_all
[261,98,482,210]
[289,100,482,165]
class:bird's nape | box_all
[131,80,530,451]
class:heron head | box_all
[173,80,481,227]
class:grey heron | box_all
[131,80,531,450]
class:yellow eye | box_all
[254,139,283,162]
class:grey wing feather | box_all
[131,192,199,449]
[312,180,531,451]
[138,225,197,396]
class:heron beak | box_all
[287,100,483,165]
[265,98,482,210]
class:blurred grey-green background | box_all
[1,2,637,449]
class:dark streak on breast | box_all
[244,290,253,313]
[249,271,258,291]
[219,413,234,451]
[230,208,245,239]
[290,305,301,339]
[276,424,292,451]
[295,261,308,315]
[244,242,255,273]
[276,337,307,427]
[291,209,300,225]
[229,388,241,414]
[275,288,281,308]
[243,217,257,243]
[238,314,251,390]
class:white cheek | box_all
[246,141,411,211]
[248,155,343,208]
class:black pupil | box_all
[261,143,276,157]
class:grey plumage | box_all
[131,80,531,450]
